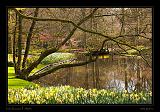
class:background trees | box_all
[8,8,152,84]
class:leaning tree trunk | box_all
[12,8,98,81]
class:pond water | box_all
[33,55,152,92]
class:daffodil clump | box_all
[8,85,152,104]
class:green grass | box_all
[29,64,46,76]
[8,52,76,88]
[40,53,76,65]
[8,67,36,89]
[8,54,13,62]
[126,46,150,54]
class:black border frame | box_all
[1,0,159,112]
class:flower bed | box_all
[8,85,152,104]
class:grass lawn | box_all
[8,52,76,88]
[8,67,36,89]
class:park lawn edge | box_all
[8,67,37,89]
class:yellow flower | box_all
[139,93,143,96]
[56,99,62,104]
[142,97,146,101]
[106,92,109,96]
[149,91,152,96]
[110,92,115,97]
[135,96,140,101]
[80,87,84,90]
[76,94,80,99]
[122,93,128,97]
[70,94,74,99]
[64,85,70,89]
[45,93,50,99]
[92,93,97,97]
[123,90,128,93]
[69,94,74,102]
[130,93,134,99]
[83,93,88,97]
[63,93,68,98]
[134,94,138,98]
[36,100,41,104]
[92,89,97,93]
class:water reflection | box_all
[33,55,152,92]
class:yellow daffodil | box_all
[123,90,128,93]
[92,89,97,93]
[149,91,152,96]
[134,94,139,98]
[110,92,116,97]
[142,97,146,101]
[8,86,152,104]
[122,93,128,97]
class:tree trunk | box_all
[8,12,12,54]
[124,58,128,91]
[95,59,100,89]
[66,68,70,85]
[92,61,96,88]
[16,13,23,77]
[12,13,18,75]
[22,8,39,70]
[81,8,89,89]
[12,8,98,81]
[136,58,141,92]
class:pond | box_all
[33,54,152,92]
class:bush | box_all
[8,61,14,67]
[41,53,76,65]
[26,55,39,67]
[8,85,152,104]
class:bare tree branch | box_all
[28,35,114,81]
[14,8,99,78]
[12,8,150,49]
[22,8,39,71]
[94,14,124,17]
[11,8,151,80]
[27,57,97,81]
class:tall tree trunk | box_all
[81,8,89,89]
[12,8,98,81]
[135,8,141,92]
[8,11,12,54]
[95,59,100,89]
[22,8,39,71]
[120,8,125,35]
[66,68,70,85]
[92,61,96,88]
[12,13,18,75]
[16,13,23,77]
[124,58,128,91]
[136,58,141,92]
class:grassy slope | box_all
[8,67,36,89]
[8,52,76,88]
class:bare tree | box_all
[8,8,152,82]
